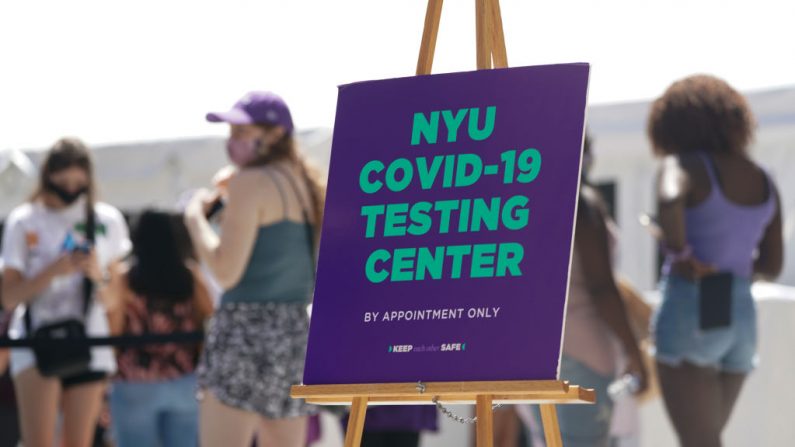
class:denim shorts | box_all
[531,356,614,447]
[110,374,198,447]
[653,274,757,373]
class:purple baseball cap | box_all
[206,91,294,133]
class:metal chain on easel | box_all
[416,382,502,425]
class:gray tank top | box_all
[221,167,315,304]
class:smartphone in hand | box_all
[205,198,225,219]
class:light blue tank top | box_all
[221,168,315,304]
[670,152,776,279]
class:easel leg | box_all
[487,0,508,68]
[475,0,492,69]
[344,397,369,447]
[475,395,494,447]
[418,0,509,74]
[416,0,444,75]
[539,404,563,447]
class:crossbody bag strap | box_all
[270,165,317,278]
[82,206,96,316]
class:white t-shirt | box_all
[1,198,131,377]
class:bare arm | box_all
[656,156,715,280]
[575,190,648,391]
[189,265,215,322]
[617,277,653,340]
[184,171,263,290]
[104,267,129,336]
[656,155,689,252]
[78,249,126,321]
[1,256,80,311]
[754,183,783,281]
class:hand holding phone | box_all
[205,197,225,219]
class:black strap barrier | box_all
[0,331,205,348]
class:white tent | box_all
[0,128,333,218]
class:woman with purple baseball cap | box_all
[184,91,324,447]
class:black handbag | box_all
[24,317,91,377]
[24,209,96,378]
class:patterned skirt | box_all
[196,301,314,419]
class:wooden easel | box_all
[291,2,595,446]
[416,0,508,75]
[291,380,594,447]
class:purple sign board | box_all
[303,63,590,385]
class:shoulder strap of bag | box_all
[270,165,317,279]
[82,206,96,316]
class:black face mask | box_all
[45,180,87,206]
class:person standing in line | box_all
[184,91,324,447]
[1,138,130,447]
[106,209,213,447]
[530,134,649,447]
[648,75,782,447]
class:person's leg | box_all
[657,361,722,447]
[717,372,746,431]
[716,277,754,433]
[493,407,521,447]
[13,367,61,447]
[160,375,200,447]
[61,378,107,447]
[199,390,259,447]
[108,381,160,447]
[257,415,307,447]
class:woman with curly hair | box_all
[648,75,783,447]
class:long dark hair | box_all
[127,210,194,304]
